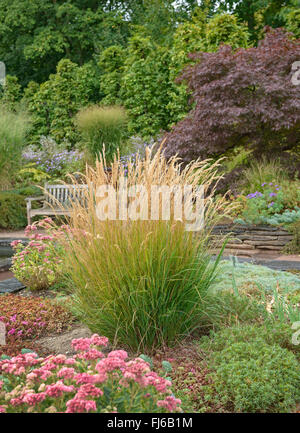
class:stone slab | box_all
[243,239,291,246]
[0,278,26,294]
[0,258,11,272]
[0,238,27,258]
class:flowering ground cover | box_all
[233,180,300,226]
[0,334,182,413]
[153,343,225,413]
[0,294,74,357]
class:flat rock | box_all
[0,258,11,272]
[0,238,27,258]
[0,278,26,294]
[226,243,256,250]
[244,239,290,246]
[36,324,94,356]
[238,235,279,241]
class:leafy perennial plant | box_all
[11,218,66,291]
[235,181,300,225]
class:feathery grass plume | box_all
[75,105,128,164]
[0,106,30,189]
[57,144,235,353]
[243,156,288,194]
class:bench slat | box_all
[27,184,88,225]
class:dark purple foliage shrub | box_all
[163,28,300,164]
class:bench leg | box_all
[26,203,31,226]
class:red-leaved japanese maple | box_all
[163,28,300,163]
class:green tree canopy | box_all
[0,0,128,86]
[26,59,100,144]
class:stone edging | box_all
[212,224,293,257]
[0,238,28,258]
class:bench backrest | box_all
[45,184,88,208]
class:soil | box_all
[18,288,58,299]
[0,271,13,281]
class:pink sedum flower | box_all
[157,396,182,412]
[0,334,181,414]
[22,392,46,406]
[45,381,75,398]
[66,398,97,413]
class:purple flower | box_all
[269,192,277,197]
[268,202,274,208]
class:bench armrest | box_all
[25,196,45,202]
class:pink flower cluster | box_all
[0,334,181,414]
[10,219,67,291]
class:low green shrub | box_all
[199,292,267,331]
[0,192,27,229]
[200,323,299,360]
[209,341,299,412]
[234,178,300,226]
[260,207,300,226]
[214,259,300,299]
[6,186,41,197]
[199,325,300,412]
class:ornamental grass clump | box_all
[60,146,233,352]
[0,107,30,188]
[75,105,128,163]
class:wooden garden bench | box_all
[26,183,88,225]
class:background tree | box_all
[167,11,250,125]
[26,59,100,145]
[163,28,300,164]
[281,0,300,38]
[218,0,299,40]
[0,75,22,111]
[98,45,126,106]
[0,0,128,86]
[121,34,172,137]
